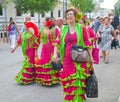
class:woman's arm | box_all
[53,46,59,63]
[112,30,117,40]
[10,43,19,53]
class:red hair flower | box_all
[45,20,53,27]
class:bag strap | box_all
[68,26,73,46]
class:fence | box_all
[0,24,9,43]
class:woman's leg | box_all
[102,51,105,61]
[10,34,16,49]
[104,51,109,63]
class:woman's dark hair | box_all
[65,8,78,19]
[9,17,15,25]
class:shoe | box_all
[105,61,109,64]
[100,56,103,58]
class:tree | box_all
[13,0,59,29]
[114,0,120,15]
[69,0,95,14]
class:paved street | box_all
[0,42,120,102]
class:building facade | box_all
[0,1,67,38]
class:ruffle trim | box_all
[35,80,60,86]
[61,62,90,102]
[15,60,35,85]
[64,95,86,102]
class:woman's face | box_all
[10,19,14,23]
[43,19,46,26]
[66,11,75,23]
[104,18,109,25]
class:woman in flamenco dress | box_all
[53,9,93,102]
[11,22,39,85]
[35,17,60,86]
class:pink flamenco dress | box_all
[35,27,60,86]
[15,32,39,85]
[54,23,92,102]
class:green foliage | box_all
[114,0,120,15]
[69,0,95,13]
[13,0,58,15]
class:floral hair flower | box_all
[76,12,83,22]
[85,19,89,25]
[45,20,53,27]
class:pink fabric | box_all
[64,86,77,94]
[17,35,22,45]
[60,27,91,101]
[15,34,37,84]
[36,67,51,73]
[22,79,33,83]
[92,47,99,64]
[65,95,75,101]
[25,68,34,73]
[22,73,34,79]
[61,79,75,86]
[36,30,60,85]
[82,27,91,47]
[87,27,97,46]
[26,48,35,64]
[88,27,96,40]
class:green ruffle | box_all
[35,55,60,85]
[15,59,34,85]
[62,62,90,102]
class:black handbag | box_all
[68,27,89,63]
[52,57,62,70]
[86,71,98,98]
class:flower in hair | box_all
[45,20,53,27]
[76,12,83,22]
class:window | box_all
[51,11,53,18]
[58,10,61,17]
[0,5,3,16]
[31,13,34,17]
[42,14,45,18]
[16,8,22,16]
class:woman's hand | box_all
[10,48,15,53]
[53,57,58,64]
[90,56,95,63]
[34,57,39,64]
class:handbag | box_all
[52,57,62,70]
[68,27,89,63]
[92,43,99,64]
[86,71,98,98]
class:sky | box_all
[100,0,117,9]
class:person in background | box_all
[111,9,120,47]
[111,9,120,30]
[20,16,31,34]
[7,17,19,49]
[97,17,117,64]
[55,17,64,31]
[11,22,39,85]
[53,8,93,102]
[94,16,101,34]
